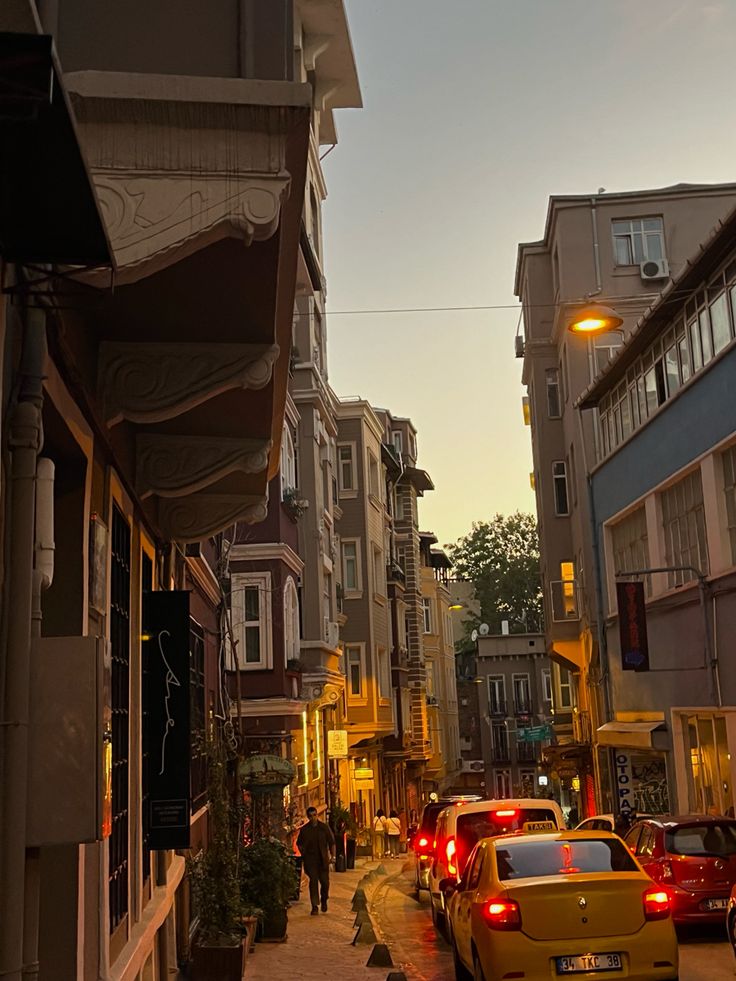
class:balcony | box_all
[387,561,406,585]
[490,745,511,764]
[489,699,507,718]
[514,700,533,717]
[517,741,539,763]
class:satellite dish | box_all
[471,629,478,643]
[479,623,490,636]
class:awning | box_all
[0,33,111,265]
[550,639,585,672]
[597,720,665,750]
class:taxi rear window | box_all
[456,808,558,855]
[495,838,637,881]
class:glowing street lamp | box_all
[567,302,623,335]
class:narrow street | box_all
[371,863,736,981]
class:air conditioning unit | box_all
[640,258,669,281]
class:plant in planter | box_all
[187,743,246,981]
[240,903,264,954]
[282,487,309,522]
[329,801,359,870]
[240,837,298,942]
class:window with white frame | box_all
[612,216,665,266]
[494,769,512,798]
[553,461,569,516]
[722,445,736,565]
[368,452,380,500]
[283,576,300,665]
[372,545,385,596]
[488,675,505,714]
[231,572,272,670]
[421,597,432,633]
[660,469,709,587]
[280,423,297,499]
[512,673,531,713]
[542,669,552,702]
[545,368,561,418]
[557,669,572,710]
[338,443,356,493]
[611,506,651,595]
[409,432,417,458]
[378,647,390,699]
[392,430,403,455]
[341,540,361,593]
[346,645,364,699]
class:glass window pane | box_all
[244,585,259,622]
[615,237,632,265]
[644,368,658,415]
[612,221,630,234]
[700,310,714,365]
[621,395,631,438]
[646,234,662,260]
[245,624,260,663]
[643,218,662,232]
[633,232,644,263]
[678,335,691,383]
[689,319,703,371]
[710,293,732,354]
[665,346,680,395]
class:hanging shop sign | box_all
[239,754,296,789]
[143,591,191,850]
[327,729,349,758]
[617,581,649,672]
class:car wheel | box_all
[452,943,472,981]
[472,952,487,981]
[729,911,736,956]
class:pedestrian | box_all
[386,810,401,857]
[398,807,408,853]
[373,808,388,858]
[296,806,336,915]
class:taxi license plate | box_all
[556,953,622,974]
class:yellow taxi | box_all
[445,831,678,981]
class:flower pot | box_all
[258,907,288,942]
[346,836,357,869]
[241,916,259,954]
[192,939,246,981]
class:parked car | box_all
[429,797,566,933]
[445,830,678,981]
[625,815,736,926]
[576,813,655,834]
[412,795,483,893]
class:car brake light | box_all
[643,889,671,920]
[417,836,429,849]
[481,899,521,930]
[446,837,458,876]
[494,809,517,818]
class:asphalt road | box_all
[372,863,736,981]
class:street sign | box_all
[517,724,553,742]
[239,754,296,789]
[327,729,348,758]
[617,581,649,672]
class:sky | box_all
[321,0,736,548]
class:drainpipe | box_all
[0,304,46,981]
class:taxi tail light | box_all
[481,899,521,931]
[643,888,671,920]
[446,837,458,877]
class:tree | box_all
[448,512,543,637]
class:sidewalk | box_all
[245,858,406,981]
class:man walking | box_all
[297,806,336,915]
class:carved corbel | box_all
[136,435,271,499]
[158,493,269,543]
[98,342,279,426]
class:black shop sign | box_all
[616,581,649,673]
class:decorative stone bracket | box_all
[158,492,268,543]
[98,341,279,426]
[136,434,271,499]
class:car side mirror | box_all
[439,877,457,896]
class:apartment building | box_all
[0,3,357,979]
[579,202,736,816]
[419,534,461,795]
[516,182,736,812]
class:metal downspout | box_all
[0,303,46,981]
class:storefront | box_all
[672,710,736,817]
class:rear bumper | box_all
[669,886,730,924]
[415,858,431,890]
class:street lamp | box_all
[567,302,624,335]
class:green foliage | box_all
[187,746,244,947]
[330,800,358,836]
[449,512,543,635]
[240,837,298,914]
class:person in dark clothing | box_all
[296,806,336,915]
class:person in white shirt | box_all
[372,809,388,858]
[386,809,402,857]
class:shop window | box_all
[684,714,733,817]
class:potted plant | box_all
[329,801,359,870]
[240,903,263,954]
[240,837,298,942]
[187,745,247,981]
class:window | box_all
[513,674,531,714]
[558,670,572,710]
[231,572,272,670]
[612,216,664,266]
[392,430,403,455]
[341,540,361,593]
[280,423,296,498]
[372,545,385,596]
[710,291,732,355]
[545,368,561,418]
[491,722,509,760]
[409,432,417,458]
[338,443,356,492]
[723,446,736,565]
[660,469,709,586]
[378,647,390,699]
[611,506,651,594]
[542,669,552,702]
[553,461,569,516]
[494,770,512,798]
[368,452,380,500]
[422,597,432,633]
[283,577,300,664]
[346,645,364,699]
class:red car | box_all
[625,816,736,926]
